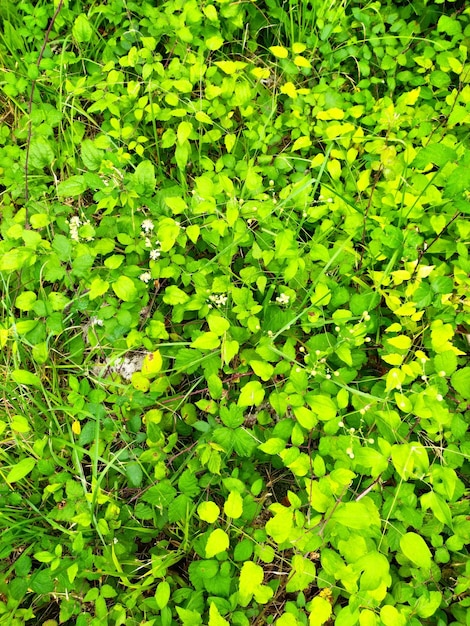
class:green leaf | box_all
[207,314,230,336]
[206,34,224,50]
[15,291,37,311]
[238,381,265,407]
[7,457,36,483]
[134,160,156,194]
[155,581,171,610]
[125,462,143,487]
[434,351,457,376]
[0,248,35,272]
[11,369,41,388]
[391,442,429,480]
[197,501,220,523]
[451,367,470,399]
[309,395,336,420]
[57,175,87,197]
[177,121,193,145]
[72,14,93,42]
[331,501,381,529]
[81,139,104,171]
[191,332,220,350]
[29,136,54,169]
[112,276,138,302]
[208,602,229,626]
[286,554,316,592]
[224,491,243,519]
[205,529,229,557]
[292,136,312,151]
[163,285,190,305]
[238,561,264,605]
[421,491,453,528]
[412,144,457,169]
[88,278,109,300]
[250,360,274,381]
[293,406,317,429]
[400,532,432,570]
[265,508,293,543]
[309,596,332,626]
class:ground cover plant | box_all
[0,0,469,624]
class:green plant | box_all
[0,0,469,625]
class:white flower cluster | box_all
[92,353,146,380]
[139,218,162,285]
[67,215,93,242]
[276,293,290,305]
[139,272,152,283]
[208,293,228,307]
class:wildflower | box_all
[346,447,354,459]
[141,219,155,233]
[209,294,228,307]
[139,272,152,283]
[144,237,152,248]
[68,215,81,242]
[150,249,161,260]
[90,316,104,327]
[276,293,290,305]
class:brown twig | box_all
[24,0,64,226]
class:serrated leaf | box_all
[125,462,143,487]
[412,144,457,169]
[205,528,229,557]
[309,597,333,626]
[400,532,432,570]
[207,314,230,336]
[250,360,274,381]
[163,285,189,305]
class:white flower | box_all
[141,219,155,234]
[346,447,354,459]
[150,249,161,260]
[139,272,152,283]
[68,215,81,242]
[276,293,290,305]
[144,237,152,248]
[209,294,228,306]
[90,316,104,327]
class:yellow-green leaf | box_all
[205,528,229,557]
[269,46,289,58]
[141,350,163,376]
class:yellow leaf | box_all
[251,67,270,80]
[294,55,311,68]
[72,420,81,435]
[141,350,163,376]
[269,46,289,59]
[357,169,370,192]
[292,136,312,151]
[280,82,297,98]
[292,42,307,54]
[317,107,345,121]
[327,159,342,180]
[214,60,247,75]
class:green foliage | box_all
[0,0,469,624]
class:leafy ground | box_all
[0,0,469,624]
